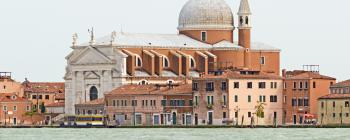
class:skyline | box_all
[0,0,349,82]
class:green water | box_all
[0,128,348,140]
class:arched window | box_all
[138,80,149,85]
[240,16,243,25]
[190,57,196,68]
[135,55,142,67]
[163,56,170,68]
[89,86,98,101]
[245,16,249,25]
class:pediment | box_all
[84,71,100,79]
[71,46,113,65]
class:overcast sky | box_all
[0,0,349,82]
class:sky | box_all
[0,0,349,82]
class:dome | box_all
[178,0,234,31]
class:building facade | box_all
[104,84,193,126]
[192,70,283,126]
[283,70,336,124]
[330,80,350,94]
[0,72,24,96]
[318,94,350,125]
[0,93,32,125]
[23,81,65,113]
[64,0,281,115]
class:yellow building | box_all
[318,94,350,125]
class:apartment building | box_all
[192,70,283,126]
[105,84,193,126]
[318,94,350,125]
[283,70,336,124]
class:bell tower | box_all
[238,0,252,68]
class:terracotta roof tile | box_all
[195,70,282,80]
[75,98,105,106]
[23,82,65,94]
[319,94,350,99]
[46,102,65,107]
[55,93,65,100]
[286,70,336,80]
[105,84,193,97]
[332,80,350,87]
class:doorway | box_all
[195,114,198,125]
[13,118,17,125]
[208,111,213,125]
[293,115,297,124]
[172,112,177,125]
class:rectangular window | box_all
[201,31,207,42]
[270,95,277,103]
[259,95,266,103]
[313,82,316,88]
[333,113,336,118]
[260,56,265,65]
[13,106,17,111]
[223,95,227,106]
[161,100,166,106]
[346,101,350,107]
[298,98,303,106]
[195,96,199,106]
[132,100,138,106]
[235,112,238,118]
[45,95,49,100]
[299,82,303,89]
[247,82,253,89]
[283,96,287,103]
[189,100,193,106]
[305,82,309,89]
[346,113,349,117]
[207,96,214,105]
[221,82,227,91]
[234,82,240,89]
[206,82,214,92]
[38,95,42,99]
[274,82,277,89]
[321,102,324,108]
[3,106,7,111]
[234,95,238,102]
[258,82,266,89]
[26,106,30,111]
[333,101,336,108]
[192,82,198,91]
[304,98,309,107]
[113,100,116,106]
[248,112,252,118]
[32,95,37,99]
[293,82,297,89]
[248,95,251,103]
[270,82,274,89]
[292,98,297,107]
[223,112,227,119]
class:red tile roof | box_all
[46,102,65,107]
[195,70,282,80]
[331,80,350,87]
[23,82,64,94]
[105,84,193,97]
[75,98,105,106]
[285,70,336,80]
[319,94,350,99]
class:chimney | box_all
[282,69,287,78]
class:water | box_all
[0,128,349,140]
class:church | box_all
[64,0,280,115]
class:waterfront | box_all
[0,128,349,140]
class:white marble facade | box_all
[64,46,128,115]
